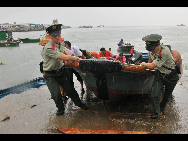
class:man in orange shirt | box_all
[99,47,113,59]
[91,52,101,59]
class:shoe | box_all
[56,109,64,115]
[151,113,158,119]
[80,104,88,110]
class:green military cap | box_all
[142,34,162,42]
[142,34,162,51]
[46,24,62,36]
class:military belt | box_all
[45,66,65,74]
[160,69,177,78]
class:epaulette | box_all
[51,44,55,49]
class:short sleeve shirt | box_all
[43,40,65,71]
[71,46,82,57]
[149,43,175,74]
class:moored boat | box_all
[177,24,185,26]
[79,26,93,28]
[117,44,134,54]
[0,31,20,47]
[0,41,19,47]
[18,38,40,43]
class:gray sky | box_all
[1,7,188,27]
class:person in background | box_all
[79,49,94,59]
[64,41,86,59]
[166,45,183,78]
[118,39,124,46]
[64,41,85,94]
[91,52,101,59]
[99,47,113,60]
[130,46,134,57]
[115,53,126,63]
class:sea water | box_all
[0,26,188,89]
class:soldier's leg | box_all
[45,76,65,112]
[151,71,164,114]
[58,71,84,107]
[160,74,179,110]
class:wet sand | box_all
[0,75,188,134]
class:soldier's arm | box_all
[141,62,157,69]
[58,53,81,61]
[148,56,153,63]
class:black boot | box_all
[56,109,65,115]
[80,104,88,110]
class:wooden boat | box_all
[18,38,40,43]
[38,36,154,101]
[117,44,134,54]
[71,58,155,101]
[0,41,19,47]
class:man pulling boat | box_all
[141,34,179,119]
[43,24,88,115]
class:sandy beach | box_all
[0,74,188,134]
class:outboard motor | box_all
[129,51,142,64]
[79,59,122,100]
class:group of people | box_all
[42,24,182,119]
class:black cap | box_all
[46,24,62,36]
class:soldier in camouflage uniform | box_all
[141,34,179,119]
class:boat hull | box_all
[18,38,40,43]
[117,45,134,54]
[75,68,154,101]
[0,42,19,47]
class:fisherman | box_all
[79,49,95,59]
[118,39,124,46]
[64,41,85,94]
[140,34,179,119]
[115,53,126,63]
[90,52,101,59]
[130,46,134,57]
[166,45,183,78]
[43,24,87,115]
[99,47,113,59]
[64,41,86,59]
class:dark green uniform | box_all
[142,34,179,117]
